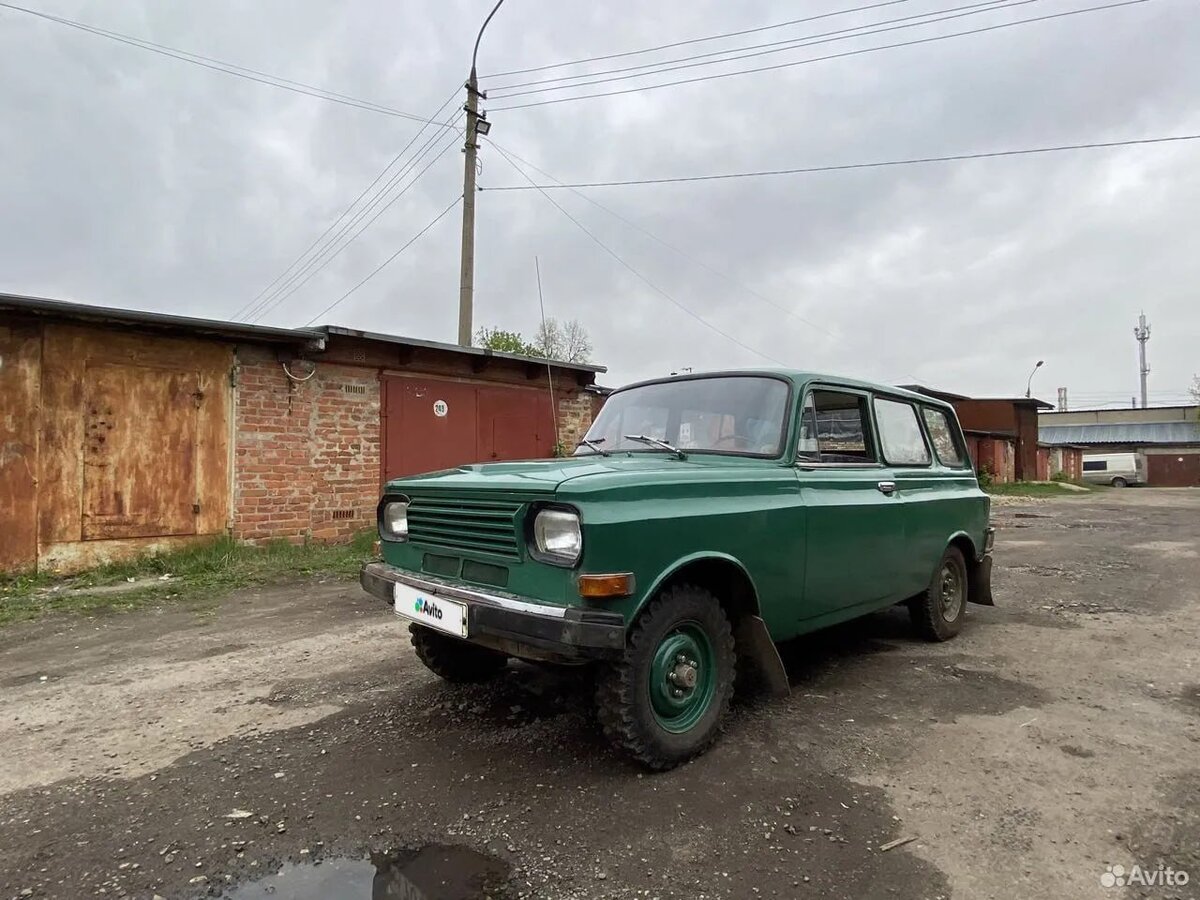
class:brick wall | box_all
[233,347,380,544]
[556,391,595,452]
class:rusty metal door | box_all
[477,386,555,461]
[382,377,479,479]
[1146,453,1200,487]
[0,324,41,571]
[82,363,200,539]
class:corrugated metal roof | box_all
[320,326,606,374]
[1,291,325,346]
[0,293,608,375]
[1040,422,1200,445]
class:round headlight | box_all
[533,508,581,564]
[380,499,409,541]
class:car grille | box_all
[406,496,523,558]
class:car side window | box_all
[921,406,966,467]
[798,390,876,464]
[873,398,932,466]
[1083,459,1107,472]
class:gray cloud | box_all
[1,0,1197,403]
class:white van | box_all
[1081,452,1145,487]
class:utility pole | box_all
[457,0,506,347]
[1134,312,1151,409]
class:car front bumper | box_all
[360,562,627,661]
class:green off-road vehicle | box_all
[361,371,994,769]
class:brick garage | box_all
[232,330,604,545]
[0,294,605,571]
[233,349,382,545]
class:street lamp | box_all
[457,0,507,347]
[1024,360,1044,399]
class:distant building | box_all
[1039,405,1200,486]
[900,387,1056,482]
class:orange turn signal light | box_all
[578,573,635,599]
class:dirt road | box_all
[2,489,1197,900]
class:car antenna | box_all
[535,256,562,454]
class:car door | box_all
[794,386,907,623]
[875,397,960,596]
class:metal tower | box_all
[1134,313,1151,409]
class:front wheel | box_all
[409,624,508,683]
[909,546,968,642]
[595,585,736,770]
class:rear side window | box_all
[798,390,876,463]
[1083,459,1107,472]
[873,398,931,466]
[921,407,966,467]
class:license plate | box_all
[392,582,468,638]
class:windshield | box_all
[577,376,790,457]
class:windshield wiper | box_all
[622,434,686,459]
[576,437,610,457]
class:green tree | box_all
[476,321,594,364]
[474,326,538,357]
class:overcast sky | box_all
[1,0,1197,404]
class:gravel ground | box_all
[1,488,1198,900]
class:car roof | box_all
[610,369,954,409]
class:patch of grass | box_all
[0,532,376,627]
[985,481,1103,498]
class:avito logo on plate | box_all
[414,597,443,621]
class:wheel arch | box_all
[637,552,789,697]
[943,530,993,607]
[945,530,978,563]
[638,552,762,622]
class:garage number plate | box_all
[392,582,468,638]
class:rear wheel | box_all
[595,585,736,770]
[409,624,508,683]
[1111,476,1129,488]
[909,546,968,642]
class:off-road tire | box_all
[909,546,968,642]
[595,584,736,770]
[409,624,508,683]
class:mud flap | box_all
[968,555,994,606]
[734,615,791,698]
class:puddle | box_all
[223,844,511,900]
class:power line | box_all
[0,1,450,126]
[491,0,1150,111]
[232,85,463,321]
[486,0,1025,96]
[484,138,838,340]
[480,134,1200,191]
[302,195,463,327]
[243,114,463,322]
[482,0,915,78]
[248,123,463,324]
[488,143,788,367]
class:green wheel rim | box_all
[648,621,717,734]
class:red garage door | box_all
[381,376,557,479]
[1146,453,1200,487]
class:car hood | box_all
[385,455,760,495]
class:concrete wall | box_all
[1041,405,1198,426]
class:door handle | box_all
[877,481,897,495]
